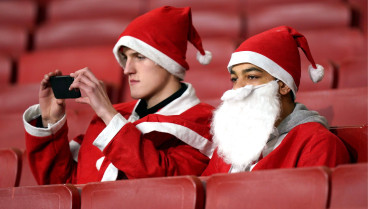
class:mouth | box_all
[129,79,139,85]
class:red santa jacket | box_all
[202,122,351,176]
[24,83,216,184]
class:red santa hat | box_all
[227,25,324,97]
[113,6,212,80]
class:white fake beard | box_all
[211,81,281,171]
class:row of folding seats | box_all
[1,124,366,189]
[1,26,366,87]
[0,163,366,209]
[0,39,365,106]
[1,0,365,58]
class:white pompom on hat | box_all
[112,6,212,80]
[227,25,324,97]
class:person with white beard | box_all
[202,26,351,176]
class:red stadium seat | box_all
[46,0,142,23]
[0,148,22,188]
[147,1,242,39]
[349,0,367,35]
[337,56,367,89]
[186,37,237,71]
[302,28,366,62]
[298,59,336,92]
[17,45,124,102]
[243,2,351,37]
[330,125,367,163]
[0,1,37,30]
[0,56,12,85]
[329,163,368,209]
[81,176,204,209]
[205,167,330,209]
[243,0,344,8]
[296,87,368,126]
[0,184,80,209]
[147,0,241,13]
[0,84,95,150]
[34,18,131,50]
[0,113,27,150]
[0,26,29,58]
[0,84,39,114]
[19,150,38,187]
[191,10,242,39]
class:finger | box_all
[70,73,100,93]
[73,67,99,84]
[55,70,62,76]
[56,99,65,106]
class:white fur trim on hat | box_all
[113,36,187,79]
[308,64,324,83]
[196,50,212,65]
[227,51,298,96]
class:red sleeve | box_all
[102,122,210,179]
[297,127,351,167]
[25,120,78,184]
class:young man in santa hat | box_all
[23,6,216,184]
[202,26,351,176]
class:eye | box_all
[136,54,146,60]
[247,75,259,80]
[230,77,237,83]
[120,53,127,60]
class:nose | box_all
[123,58,135,75]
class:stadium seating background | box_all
[0,0,366,208]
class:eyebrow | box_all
[121,51,141,57]
[230,67,263,75]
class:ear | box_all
[277,80,291,96]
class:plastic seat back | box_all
[34,18,131,50]
[337,56,368,89]
[0,148,22,188]
[244,2,351,37]
[81,176,204,209]
[296,87,368,126]
[18,45,123,87]
[330,125,368,163]
[205,167,330,209]
[329,163,368,208]
[0,184,80,209]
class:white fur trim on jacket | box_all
[136,122,215,157]
[69,140,81,162]
[227,51,298,96]
[101,162,119,182]
[113,36,186,79]
[93,113,128,151]
[23,104,66,137]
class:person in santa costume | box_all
[201,25,351,176]
[23,6,216,184]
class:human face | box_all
[120,47,177,106]
[230,63,275,89]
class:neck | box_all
[146,78,181,109]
